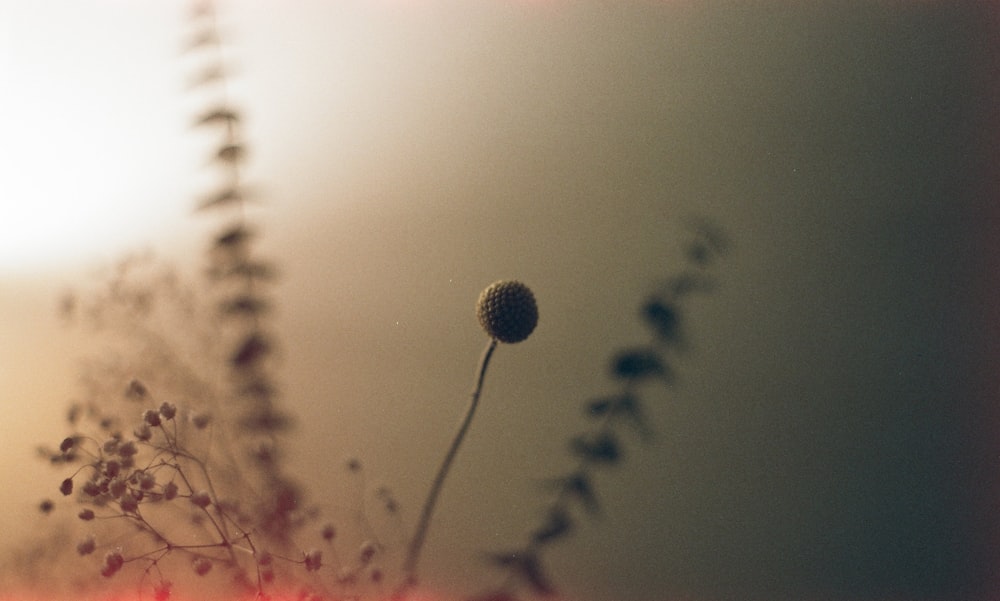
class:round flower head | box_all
[476,280,538,343]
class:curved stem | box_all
[399,338,499,594]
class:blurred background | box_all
[1,1,999,600]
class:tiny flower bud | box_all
[109,478,127,499]
[118,441,138,458]
[143,409,161,427]
[105,460,121,478]
[191,412,211,429]
[359,540,377,564]
[101,551,124,577]
[476,280,538,343]
[159,402,177,420]
[304,549,322,571]
[83,481,102,497]
[60,437,75,453]
[134,424,152,441]
[79,509,95,521]
[321,524,336,542]
[77,535,96,556]
[60,478,74,496]
[103,438,120,454]
[190,491,211,508]
[126,379,147,399]
[139,472,156,490]
[163,481,178,501]
[120,494,138,513]
[192,557,212,576]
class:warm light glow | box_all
[0,2,193,274]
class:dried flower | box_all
[109,478,128,499]
[191,412,211,429]
[118,441,138,458]
[143,409,161,427]
[125,379,147,400]
[101,551,124,577]
[359,540,377,564]
[190,491,211,508]
[304,549,322,571]
[163,481,179,501]
[77,535,96,556]
[139,472,156,490]
[192,557,212,576]
[103,438,120,454]
[120,494,139,513]
[159,401,177,420]
[476,280,538,343]
[134,424,152,441]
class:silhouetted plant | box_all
[467,222,728,601]
[24,3,729,601]
[395,281,539,598]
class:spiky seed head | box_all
[476,280,538,343]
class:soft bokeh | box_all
[2,1,998,600]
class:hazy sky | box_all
[2,1,999,600]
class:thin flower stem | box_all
[398,338,499,594]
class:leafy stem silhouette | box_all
[469,222,728,601]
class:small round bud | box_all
[79,509,96,521]
[60,478,74,496]
[359,540,377,564]
[143,409,161,427]
[163,481,178,501]
[60,437,75,453]
[101,551,124,578]
[159,402,177,420]
[134,424,152,441]
[120,494,138,513]
[109,478,127,499]
[77,535,96,556]
[139,472,156,490]
[190,491,211,508]
[83,481,102,497]
[192,557,212,576]
[103,438,120,454]
[125,379,147,400]
[191,412,211,429]
[476,280,538,343]
[304,549,322,571]
[118,441,138,458]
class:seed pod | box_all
[476,280,538,343]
